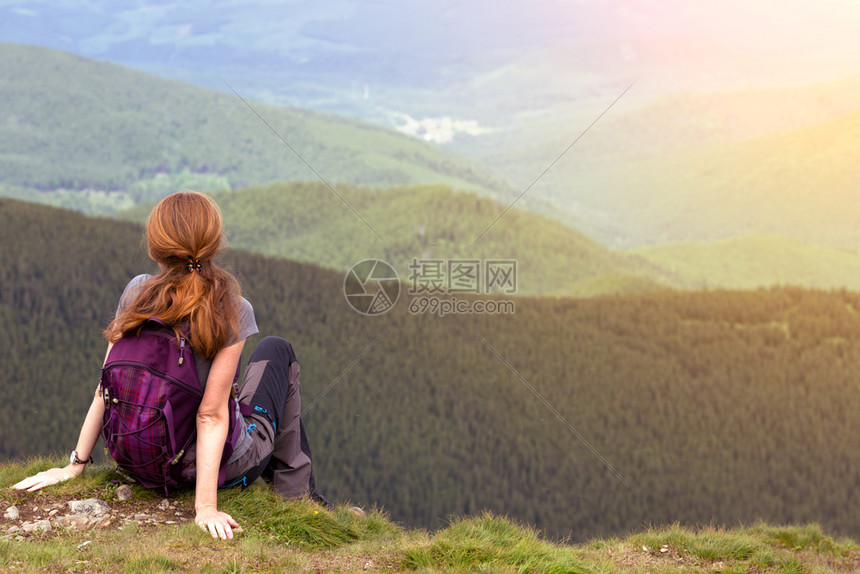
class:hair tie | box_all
[187,257,202,273]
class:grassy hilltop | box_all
[2,459,858,573]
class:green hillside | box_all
[0,43,512,214]
[121,180,860,295]
[632,234,860,290]
[456,74,860,248]
[469,73,860,178]
[4,199,860,542]
[121,181,674,296]
[121,181,860,296]
[564,105,860,248]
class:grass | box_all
[1,458,857,573]
[402,513,593,573]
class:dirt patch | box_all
[606,542,860,573]
[609,543,737,572]
[2,489,194,539]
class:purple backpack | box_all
[100,318,244,493]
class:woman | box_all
[14,191,323,540]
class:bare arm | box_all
[70,341,113,473]
[13,343,113,491]
[194,338,245,540]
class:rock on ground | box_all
[53,515,93,530]
[4,506,19,520]
[22,520,52,533]
[68,499,111,516]
[115,485,133,501]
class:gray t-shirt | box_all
[115,273,258,466]
[116,274,258,384]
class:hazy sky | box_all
[1,0,858,98]
[3,0,858,66]
[611,0,859,57]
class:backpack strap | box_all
[237,401,255,418]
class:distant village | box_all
[391,112,490,144]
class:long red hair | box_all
[104,191,241,359]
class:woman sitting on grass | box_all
[14,191,325,540]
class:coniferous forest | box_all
[2,198,859,542]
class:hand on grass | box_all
[195,506,240,540]
[13,465,80,492]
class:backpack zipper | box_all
[102,360,204,399]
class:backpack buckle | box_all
[170,449,185,465]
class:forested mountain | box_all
[0,43,511,213]
[3,198,860,542]
[121,181,674,296]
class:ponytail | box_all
[104,192,242,359]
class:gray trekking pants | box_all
[222,337,317,498]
